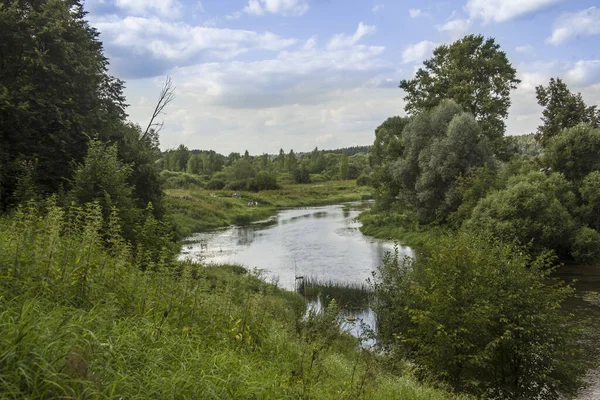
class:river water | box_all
[180,202,600,399]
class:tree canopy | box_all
[536,78,600,147]
[399,35,519,157]
[0,0,127,209]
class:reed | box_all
[300,276,372,309]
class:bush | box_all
[309,173,326,183]
[373,234,585,399]
[292,167,310,184]
[205,179,226,190]
[248,171,279,192]
[162,172,204,189]
[356,174,370,186]
[225,179,249,191]
[571,226,600,264]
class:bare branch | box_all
[142,76,176,141]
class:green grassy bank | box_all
[0,202,462,399]
[167,180,373,237]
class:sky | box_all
[83,0,600,154]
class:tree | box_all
[464,171,599,261]
[285,150,298,172]
[535,78,599,147]
[399,35,519,157]
[277,149,286,171]
[373,234,585,398]
[187,154,203,174]
[339,151,349,180]
[69,137,136,235]
[142,76,175,140]
[543,124,600,182]
[0,0,127,209]
[390,100,492,223]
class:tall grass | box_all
[300,277,372,309]
[0,200,460,399]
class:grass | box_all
[0,201,463,399]
[300,277,372,310]
[358,208,446,250]
[166,180,373,237]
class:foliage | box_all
[0,0,126,209]
[372,235,585,399]
[68,137,136,232]
[0,201,455,400]
[449,165,499,226]
[390,100,492,223]
[535,78,600,147]
[249,171,280,192]
[293,166,311,184]
[339,151,350,180]
[543,124,600,182]
[464,171,600,262]
[399,35,519,157]
[205,178,226,190]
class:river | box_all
[180,202,600,399]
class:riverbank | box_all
[167,180,372,237]
[0,204,463,399]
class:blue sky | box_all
[84,0,600,154]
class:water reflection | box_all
[181,203,413,291]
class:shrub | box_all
[225,179,249,191]
[292,167,311,184]
[248,171,279,192]
[356,174,370,186]
[373,234,585,399]
[205,179,226,190]
[571,226,600,264]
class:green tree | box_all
[187,154,203,175]
[390,100,492,223]
[543,124,600,182]
[0,0,126,209]
[277,148,286,171]
[535,78,600,147]
[339,151,349,180]
[399,35,519,157]
[373,234,585,398]
[285,150,298,172]
[465,171,592,260]
[68,137,136,234]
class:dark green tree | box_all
[0,0,126,209]
[339,151,349,180]
[399,35,519,157]
[390,100,492,223]
[543,124,600,182]
[535,78,600,147]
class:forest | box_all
[1,1,599,399]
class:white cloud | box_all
[466,0,563,23]
[565,60,600,87]
[436,19,470,39]
[505,60,600,136]
[515,44,534,53]
[195,1,204,13]
[327,22,376,50]
[547,7,600,45]
[114,0,183,19]
[92,15,297,76]
[409,9,424,18]
[402,40,437,64]
[244,0,309,16]
[372,4,384,14]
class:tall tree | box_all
[535,78,600,147]
[0,0,126,209]
[399,35,519,157]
